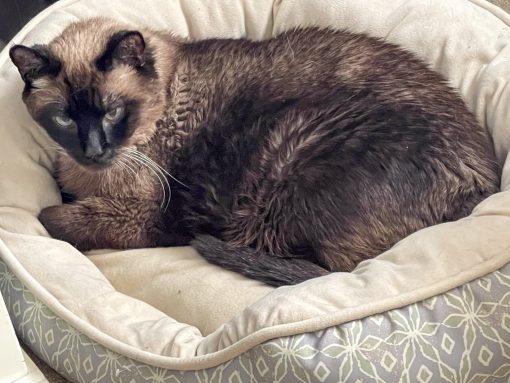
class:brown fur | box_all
[10,18,500,285]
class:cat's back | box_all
[181,27,466,115]
[171,26,499,269]
[178,26,494,165]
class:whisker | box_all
[122,149,173,211]
[115,156,138,181]
[125,148,190,189]
[121,151,170,211]
[128,155,167,209]
[116,154,139,179]
[126,151,173,212]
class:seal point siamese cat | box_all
[10,17,499,286]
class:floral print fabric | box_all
[1,258,509,383]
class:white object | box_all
[0,292,47,383]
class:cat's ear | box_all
[112,31,146,67]
[9,45,59,83]
[99,31,146,70]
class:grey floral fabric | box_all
[1,257,509,383]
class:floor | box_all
[4,0,509,382]
[20,345,67,383]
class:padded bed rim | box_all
[2,238,510,371]
[2,255,509,380]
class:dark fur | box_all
[10,20,500,286]
[192,235,329,286]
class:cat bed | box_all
[1,0,510,381]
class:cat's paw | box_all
[38,205,66,239]
[38,205,94,250]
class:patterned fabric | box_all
[1,257,509,383]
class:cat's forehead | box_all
[48,18,122,83]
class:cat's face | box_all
[9,18,164,169]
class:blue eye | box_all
[53,115,74,127]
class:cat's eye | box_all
[53,115,74,128]
[105,106,124,121]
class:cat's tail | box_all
[191,235,330,287]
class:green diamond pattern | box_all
[256,356,268,376]
[64,358,73,374]
[229,371,242,383]
[83,356,93,374]
[478,278,492,292]
[478,346,493,367]
[45,329,54,346]
[502,313,510,333]
[13,300,20,316]
[27,328,35,344]
[441,333,455,354]
[381,351,397,372]
[313,361,331,382]
[417,365,433,383]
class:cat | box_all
[9,17,499,286]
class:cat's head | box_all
[9,18,173,169]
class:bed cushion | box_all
[0,0,509,370]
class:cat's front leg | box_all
[38,197,179,251]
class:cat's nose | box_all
[84,144,112,165]
[85,128,109,160]
[85,141,108,159]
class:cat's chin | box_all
[61,147,119,172]
[56,149,115,174]
[82,162,115,172]
[70,155,116,173]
